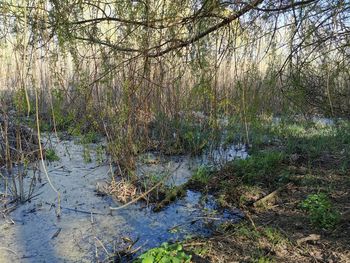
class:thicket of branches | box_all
[0,0,349,170]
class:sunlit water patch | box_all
[0,135,245,262]
[137,144,248,186]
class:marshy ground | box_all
[1,115,349,262]
[1,1,350,262]
[183,118,350,263]
[0,125,244,262]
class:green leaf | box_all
[142,255,155,263]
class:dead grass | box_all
[108,178,138,203]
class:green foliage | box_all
[51,88,76,131]
[263,227,287,245]
[165,186,186,202]
[39,120,52,132]
[153,182,186,211]
[191,165,211,184]
[145,172,164,187]
[300,193,340,229]
[235,224,286,242]
[151,113,217,155]
[45,148,60,162]
[238,117,350,171]
[183,127,209,155]
[254,257,273,263]
[279,121,350,170]
[82,145,92,163]
[95,145,105,164]
[134,242,192,263]
[50,88,101,138]
[80,131,99,144]
[13,88,31,116]
[231,151,285,185]
[235,224,261,240]
[189,77,213,112]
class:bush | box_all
[300,193,340,229]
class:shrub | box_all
[300,193,340,229]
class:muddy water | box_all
[0,136,245,262]
[137,144,248,186]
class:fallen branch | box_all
[253,183,293,208]
[296,234,321,245]
[45,202,106,215]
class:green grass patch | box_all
[234,223,288,245]
[231,151,285,185]
[263,227,288,245]
[231,117,350,172]
[79,131,99,144]
[191,165,211,185]
[234,223,262,240]
[95,145,105,164]
[150,113,221,155]
[82,145,92,163]
[45,148,60,162]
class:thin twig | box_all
[45,202,107,215]
[95,237,109,255]
[0,247,19,257]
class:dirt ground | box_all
[185,158,350,263]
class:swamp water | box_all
[0,136,246,262]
